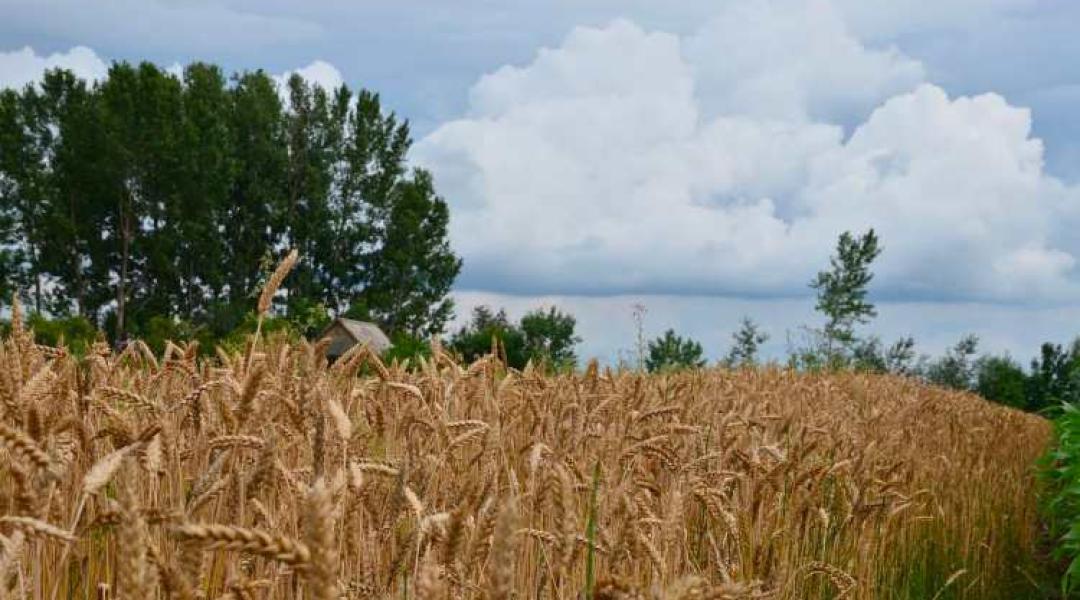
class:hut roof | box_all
[320,318,392,357]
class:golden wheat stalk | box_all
[83,445,136,496]
[257,249,298,315]
[0,516,77,544]
[172,523,311,565]
[486,499,518,600]
[302,479,339,600]
[0,422,53,474]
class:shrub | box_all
[26,313,100,355]
[645,329,705,372]
[383,331,432,365]
[137,315,199,355]
[975,355,1028,410]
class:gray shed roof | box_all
[321,318,392,357]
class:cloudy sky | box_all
[3,0,1080,364]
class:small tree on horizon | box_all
[1027,339,1080,413]
[521,306,581,370]
[646,329,706,373]
[851,335,918,375]
[448,306,526,367]
[810,229,882,365]
[974,354,1027,409]
[448,304,581,371]
[723,317,768,368]
[926,334,980,390]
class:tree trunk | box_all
[29,236,42,313]
[33,266,41,314]
[117,199,131,342]
[70,192,86,317]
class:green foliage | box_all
[851,335,918,375]
[917,336,1063,413]
[137,315,198,356]
[283,296,332,339]
[0,61,459,343]
[646,329,706,373]
[383,332,433,365]
[520,306,581,371]
[448,305,581,371]
[449,306,527,368]
[974,355,1028,409]
[926,334,980,390]
[789,322,1080,417]
[26,313,99,355]
[216,311,300,353]
[809,229,882,363]
[360,170,462,338]
[785,327,830,372]
[1029,340,1080,415]
[722,317,768,368]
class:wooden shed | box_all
[320,318,392,360]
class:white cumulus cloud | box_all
[272,60,345,94]
[0,47,347,103]
[0,46,108,90]
[685,0,925,123]
[414,2,1080,305]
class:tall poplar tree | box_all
[810,229,882,363]
[223,69,287,327]
[176,63,233,315]
[35,69,109,318]
[358,170,461,337]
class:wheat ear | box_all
[486,499,518,600]
[0,422,53,474]
[116,486,154,600]
[172,523,311,565]
[257,249,298,315]
[0,516,76,543]
[302,478,339,600]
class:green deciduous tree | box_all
[810,229,882,364]
[0,82,53,312]
[175,63,233,315]
[221,69,287,332]
[92,61,186,339]
[358,170,461,337]
[851,335,918,375]
[448,305,580,371]
[926,334,979,390]
[449,306,527,368]
[0,88,29,306]
[35,70,110,319]
[722,317,768,368]
[521,306,581,370]
[646,329,706,373]
[1028,340,1080,413]
[974,355,1028,409]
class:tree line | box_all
[0,62,460,346]
[451,228,1071,414]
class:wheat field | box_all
[0,307,1053,600]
